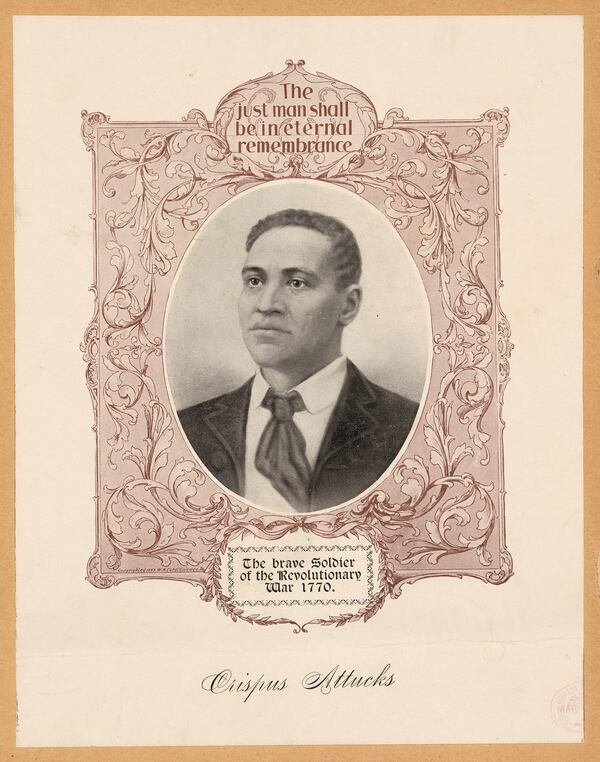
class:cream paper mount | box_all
[81,59,513,631]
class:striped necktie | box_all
[254,389,312,511]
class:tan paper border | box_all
[1,3,597,759]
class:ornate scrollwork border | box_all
[82,60,513,630]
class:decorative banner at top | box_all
[214,60,377,173]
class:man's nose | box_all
[257,283,285,313]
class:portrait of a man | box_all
[177,209,419,513]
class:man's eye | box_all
[246,276,262,287]
[289,278,307,289]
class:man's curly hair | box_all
[246,209,362,289]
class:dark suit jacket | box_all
[177,361,419,512]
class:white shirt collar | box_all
[249,355,348,414]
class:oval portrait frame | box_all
[163,178,433,515]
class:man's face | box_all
[238,225,359,376]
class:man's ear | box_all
[338,284,362,326]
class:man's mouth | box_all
[250,325,290,333]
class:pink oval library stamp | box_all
[551,681,583,734]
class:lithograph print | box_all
[81,59,513,630]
